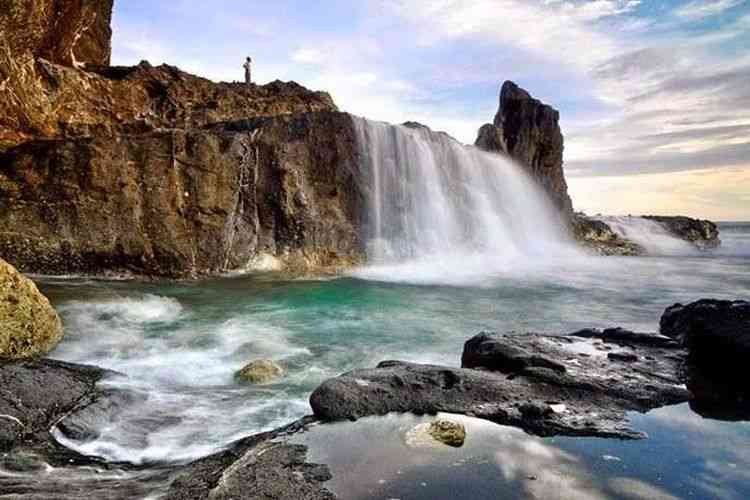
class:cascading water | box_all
[595,216,697,256]
[350,117,579,284]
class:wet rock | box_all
[0,359,109,452]
[311,330,689,439]
[475,81,573,216]
[235,359,284,384]
[428,420,466,447]
[462,332,566,373]
[608,352,638,363]
[644,216,720,250]
[570,214,644,256]
[570,327,679,348]
[0,258,63,359]
[661,299,750,366]
[164,417,335,500]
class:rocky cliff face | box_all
[476,81,573,216]
[0,1,364,277]
[0,112,363,277]
[0,0,113,68]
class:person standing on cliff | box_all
[243,57,252,85]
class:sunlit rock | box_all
[0,257,62,359]
[235,359,284,384]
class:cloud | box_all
[674,0,744,21]
[291,48,325,64]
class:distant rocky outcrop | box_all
[476,81,573,216]
[571,214,644,255]
[0,257,62,359]
[644,216,720,250]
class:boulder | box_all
[235,359,284,384]
[661,299,750,365]
[0,257,62,359]
[427,419,466,447]
[475,81,573,217]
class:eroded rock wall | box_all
[0,112,363,277]
[0,0,113,68]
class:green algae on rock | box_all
[0,257,62,359]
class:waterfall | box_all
[594,216,697,256]
[351,117,578,283]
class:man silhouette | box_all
[243,57,252,85]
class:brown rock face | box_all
[0,0,113,68]
[476,81,573,217]
[0,112,363,277]
[0,3,364,277]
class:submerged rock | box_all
[235,359,284,384]
[0,257,63,359]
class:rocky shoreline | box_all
[2,296,748,498]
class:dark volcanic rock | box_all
[164,417,335,500]
[475,81,573,216]
[644,215,720,250]
[570,214,644,256]
[0,0,114,68]
[661,299,750,365]
[311,331,689,439]
[0,358,108,451]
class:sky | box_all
[111,0,750,220]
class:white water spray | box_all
[595,216,697,256]
[350,117,578,284]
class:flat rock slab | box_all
[164,417,334,500]
[0,358,107,451]
[311,330,690,439]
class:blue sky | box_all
[111,1,750,219]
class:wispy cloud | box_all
[674,0,744,20]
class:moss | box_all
[0,257,63,359]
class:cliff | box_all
[476,81,573,216]
[0,0,364,277]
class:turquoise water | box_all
[31,224,750,497]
